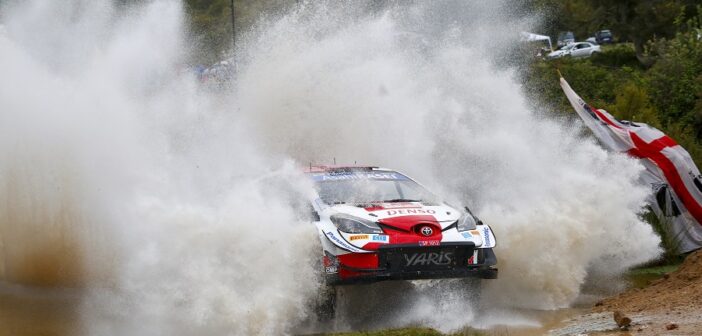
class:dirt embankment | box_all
[588,249,702,335]
[594,249,702,313]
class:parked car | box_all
[595,30,614,44]
[547,42,601,59]
[557,31,575,47]
[585,37,598,44]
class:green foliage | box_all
[590,43,640,68]
[558,60,622,105]
[521,52,640,115]
[647,16,702,137]
[530,0,698,60]
[609,83,661,127]
[642,209,684,262]
[520,61,567,112]
[626,256,681,288]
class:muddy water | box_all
[469,308,586,336]
[0,282,585,336]
[0,284,81,336]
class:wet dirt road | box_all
[0,283,81,336]
[0,281,588,336]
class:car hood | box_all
[317,200,496,251]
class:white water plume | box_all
[0,0,661,335]
[1,1,320,335]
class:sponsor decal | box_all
[483,227,491,246]
[386,209,436,216]
[325,231,359,251]
[404,251,453,266]
[418,240,440,246]
[467,250,479,265]
[371,234,389,242]
[461,232,471,239]
[310,172,409,181]
[420,226,434,236]
[349,234,369,241]
[381,203,421,209]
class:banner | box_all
[560,77,702,253]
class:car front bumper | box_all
[326,243,498,285]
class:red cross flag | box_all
[561,76,702,253]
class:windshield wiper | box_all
[382,198,422,203]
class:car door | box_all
[571,43,590,58]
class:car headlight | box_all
[456,212,477,232]
[330,214,383,234]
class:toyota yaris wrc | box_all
[308,166,498,286]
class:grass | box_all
[626,263,681,288]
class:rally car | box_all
[308,166,498,286]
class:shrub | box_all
[608,83,661,128]
[646,19,702,135]
[590,43,641,69]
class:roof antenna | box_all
[333,157,336,165]
[309,162,312,171]
[354,160,357,165]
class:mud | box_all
[552,249,702,335]
[594,250,702,314]
[550,311,702,336]
[0,283,81,336]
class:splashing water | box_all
[0,0,661,335]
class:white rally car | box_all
[307,166,498,285]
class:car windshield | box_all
[311,171,438,205]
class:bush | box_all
[646,19,702,136]
[590,43,641,69]
[608,83,661,127]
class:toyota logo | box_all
[420,226,433,236]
